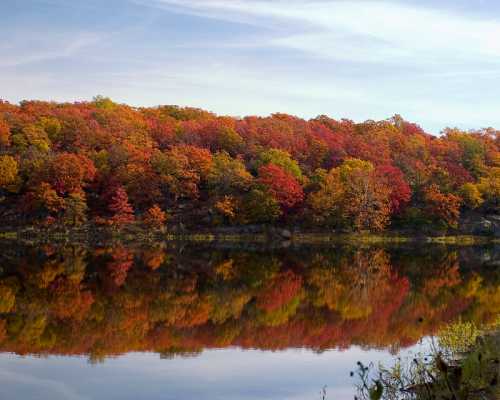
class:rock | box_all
[460,213,500,237]
[474,219,493,235]
[280,229,292,239]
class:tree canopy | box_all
[0,98,498,231]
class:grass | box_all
[353,322,500,400]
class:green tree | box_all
[255,148,303,180]
[241,188,281,223]
[207,152,253,195]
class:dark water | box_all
[0,242,498,399]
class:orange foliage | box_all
[0,98,497,230]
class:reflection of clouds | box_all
[0,343,428,400]
[0,365,89,400]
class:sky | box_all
[2,0,500,133]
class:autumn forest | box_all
[0,97,499,233]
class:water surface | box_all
[0,243,498,399]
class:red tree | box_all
[258,163,304,211]
[46,153,96,195]
[108,186,135,225]
[423,184,461,227]
[376,165,411,213]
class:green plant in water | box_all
[438,320,480,355]
[352,327,500,400]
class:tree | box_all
[216,126,244,155]
[339,159,391,231]
[0,98,497,231]
[152,145,212,201]
[214,195,238,224]
[143,204,167,228]
[0,117,11,147]
[93,95,116,111]
[255,148,303,180]
[38,116,62,142]
[241,188,281,223]
[423,184,461,227]
[108,186,135,226]
[307,168,345,225]
[459,183,483,209]
[0,155,18,189]
[258,163,304,211]
[116,163,162,210]
[376,165,411,214]
[12,124,51,152]
[207,152,253,195]
[477,167,500,211]
[25,183,65,221]
[308,159,391,231]
[444,128,486,178]
[63,191,88,226]
[45,153,96,195]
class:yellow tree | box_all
[478,167,500,210]
[459,183,484,209]
[308,159,391,231]
[0,155,18,189]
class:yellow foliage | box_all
[459,183,484,209]
[0,155,18,189]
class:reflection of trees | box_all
[0,244,498,359]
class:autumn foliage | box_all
[0,98,498,231]
[258,163,304,211]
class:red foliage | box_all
[46,153,96,195]
[423,184,462,227]
[258,164,304,210]
[376,165,411,213]
[108,186,135,225]
[0,98,497,230]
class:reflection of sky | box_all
[0,342,431,400]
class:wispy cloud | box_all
[2,0,500,133]
[142,0,500,67]
[0,32,103,67]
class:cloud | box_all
[0,32,103,68]
[141,0,500,67]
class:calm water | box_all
[0,242,498,399]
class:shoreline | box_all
[1,225,499,246]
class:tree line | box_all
[0,97,498,231]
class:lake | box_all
[0,242,498,399]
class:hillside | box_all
[0,97,498,233]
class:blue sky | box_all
[2,0,500,133]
